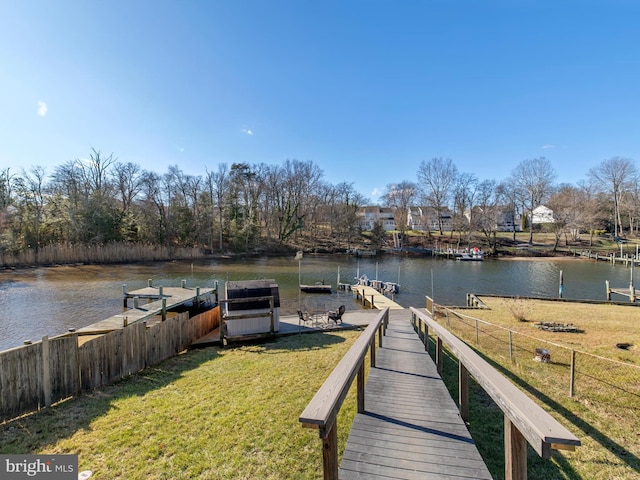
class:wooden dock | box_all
[76,285,216,335]
[339,309,492,479]
[351,285,403,310]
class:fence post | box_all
[569,350,576,397]
[475,319,479,344]
[459,363,469,425]
[42,336,51,408]
[509,331,513,362]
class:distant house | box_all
[407,206,453,232]
[357,207,396,231]
[496,208,522,232]
[531,205,554,224]
[465,206,522,232]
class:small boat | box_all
[456,247,484,261]
[355,274,400,294]
[300,283,332,293]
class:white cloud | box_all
[241,126,254,136]
[371,187,381,198]
[541,144,555,150]
[37,101,48,117]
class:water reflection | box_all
[0,256,635,351]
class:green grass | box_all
[3,306,639,479]
[0,331,362,479]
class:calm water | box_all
[0,255,635,351]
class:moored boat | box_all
[299,283,332,293]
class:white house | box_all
[531,205,554,224]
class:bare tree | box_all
[417,158,458,235]
[508,157,557,244]
[588,157,637,238]
[475,179,502,254]
[383,181,417,249]
[452,172,478,245]
[13,166,47,256]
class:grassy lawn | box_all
[2,301,639,479]
[0,331,362,479]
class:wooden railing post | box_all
[425,324,429,352]
[370,338,376,367]
[459,363,469,425]
[505,417,527,480]
[357,362,365,413]
[436,337,443,376]
[378,323,383,348]
[322,421,339,480]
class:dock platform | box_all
[77,286,216,335]
[339,309,492,479]
[351,285,403,310]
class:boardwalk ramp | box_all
[339,309,492,479]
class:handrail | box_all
[299,308,388,480]
[410,307,580,480]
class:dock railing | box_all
[410,307,581,480]
[299,308,388,480]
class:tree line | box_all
[0,149,366,261]
[0,150,637,262]
[382,155,637,252]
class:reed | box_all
[0,242,207,268]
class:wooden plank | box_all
[339,309,492,480]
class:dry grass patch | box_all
[444,298,640,480]
[462,297,640,362]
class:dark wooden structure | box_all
[220,279,280,345]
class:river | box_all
[0,254,635,351]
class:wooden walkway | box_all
[351,285,404,310]
[339,309,492,479]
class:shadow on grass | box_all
[428,338,585,480]
[432,337,640,479]
[0,331,349,455]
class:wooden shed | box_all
[222,279,280,340]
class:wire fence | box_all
[439,307,640,411]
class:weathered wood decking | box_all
[351,285,404,310]
[76,286,216,335]
[339,309,492,479]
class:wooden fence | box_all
[0,307,219,422]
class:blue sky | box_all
[1,1,639,202]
